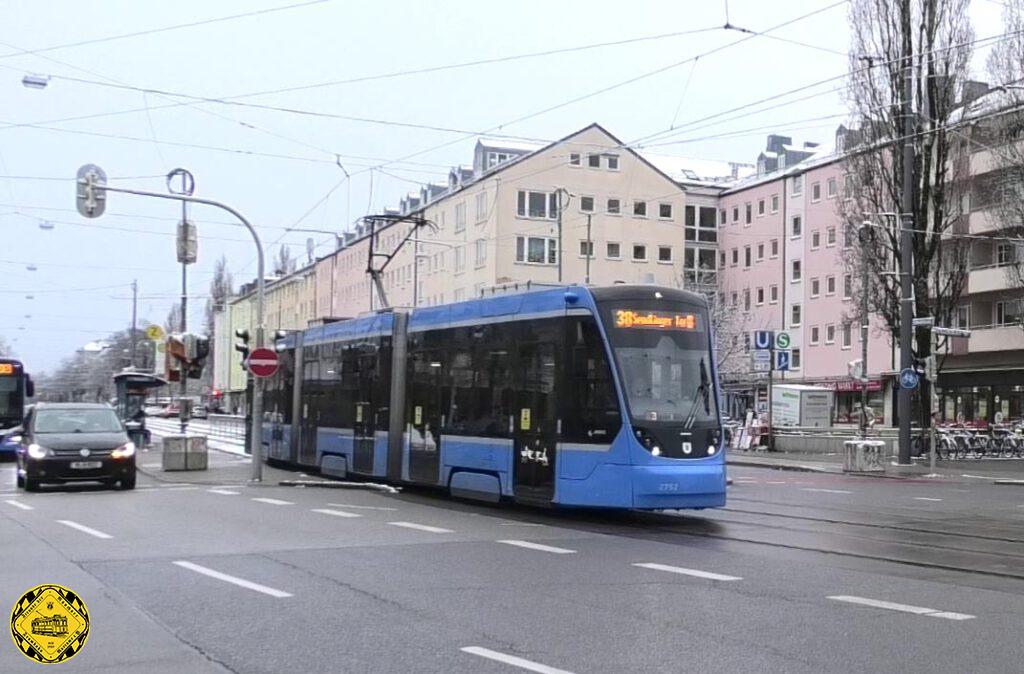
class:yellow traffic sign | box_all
[145,325,165,341]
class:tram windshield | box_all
[599,302,718,425]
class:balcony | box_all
[968,209,1004,235]
[967,325,1024,353]
[967,265,1016,295]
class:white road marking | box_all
[802,488,853,494]
[172,561,292,598]
[57,520,112,539]
[828,595,974,620]
[251,497,293,506]
[208,489,240,495]
[633,562,742,581]
[961,474,992,480]
[913,497,943,502]
[498,522,545,527]
[311,508,362,518]
[461,646,575,674]
[497,540,576,554]
[141,462,162,468]
[165,486,199,491]
[766,480,787,484]
[325,503,398,511]
[5,499,32,511]
[388,521,453,534]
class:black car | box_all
[15,403,136,491]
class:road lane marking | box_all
[388,521,453,534]
[311,508,362,518]
[633,562,742,581]
[251,497,294,506]
[325,503,398,511]
[802,488,853,494]
[57,520,112,539]
[165,486,199,491]
[172,561,291,598]
[461,646,575,674]
[913,497,943,502]
[766,480,787,484]
[5,500,33,511]
[498,522,545,527]
[208,489,240,495]
[497,540,576,554]
[828,595,974,620]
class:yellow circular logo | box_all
[10,584,90,664]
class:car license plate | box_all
[70,461,102,470]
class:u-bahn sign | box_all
[246,348,279,378]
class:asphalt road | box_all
[2,458,1023,673]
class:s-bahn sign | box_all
[246,348,279,378]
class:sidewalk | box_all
[727,448,1024,484]
[134,440,298,486]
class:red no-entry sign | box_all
[247,348,279,378]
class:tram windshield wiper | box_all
[683,358,710,429]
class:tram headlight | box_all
[707,445,716,455]
[633,428,660,454]
[651,446,661,457]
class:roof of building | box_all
[476,136,547,153]
[641,151,755,186]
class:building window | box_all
[811,230,820,249]
[810,277,820,297]
[607,242,621,259]
[455,201,467,232]
[826,226,837,246]
[475,239,487,266]
[826,275,836,295]
[792,174,804,196]
[757,242,765,260]
[731,248,738,266]
[758,199,766,216]
[771,194,779,213]
[580,196,595,212]
[588,153,601,168]
[658,246,672,262]
[745,203,752,224]
[719,208,727,225]
[955,305,970,329]
[606,198,621,215]
[633,200,647,217]
[792,215,802,237]
[732,206,739,222]
[825,324,836,344]
[633,244,647,261]
[756,287,765,305]
[731,292,738,307]
[997,243,1017,266]
[606,154,620,170]
[769,284,779,303]
[569,153,581,166]
[719,250,726,268]
[811,182,821,202]
[770,239,779,257]
[659,203,673,219]
[843,274,853,299]
[743,289,751,311]
[515,236,557,264]
[475,192,487,222]
[579,240,594,258]
[996,300,1022,326]
[744,245,752,268]
[809,326,820,345]
[843,222,855,249]
[827,177,837,198]
[842,322,852,348]
[791,348,801,370]
[791,259,802,282]
[517,190,557,219]
[487,151,511,168]
[455,245,466,272]
[791,303,802,327]
[454,288,465,302]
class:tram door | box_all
[513,335,559,504]
[299,352,320,465]
[407,348,442,484]
[352,344,381,474]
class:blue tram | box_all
[262,284,726,510]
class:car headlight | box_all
[111,442,136,459]
[27,443,48,459]
[6,434,21,444]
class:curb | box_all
[279,479,400,493]
[993,479,1024,486]
[726,459,833,474]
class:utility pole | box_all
[585,214,592,284]
[130,279,138,368]
[171,169,196,436]
[859,224,870,439]
[897,29,915,465]
[555,188,569,283]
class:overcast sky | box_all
[0,0,1005,373]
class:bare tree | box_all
[165,303,182,334]
[204,255,234,385]
[839,0,974,423]
[273,244,297,276]
[0,336,12,358]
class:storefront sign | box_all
[819,379,884,392]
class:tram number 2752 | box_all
[658,482,680,492]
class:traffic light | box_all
[166,334,187,382]
[234,328,250,364]
[186,335,210,379]
[273,329,288,352]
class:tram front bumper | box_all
[629,462,726,510]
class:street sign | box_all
[932,327,971,338]
[775,331,791,350]
[247,348,279,378]
[753,330,774,350]
[145,325,165,341]
[912,317,935,328]
[775,350,791,371]
[176,219,198,265]
[75,164,107,218]
[751,350,771,372]
[899,367,919,390]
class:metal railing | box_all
[206,414,246,441]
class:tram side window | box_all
[442,325,515,437]
[560,317,621,444]
[514,320,562,432]
[318,342,346,428]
